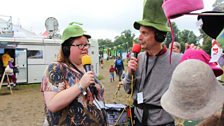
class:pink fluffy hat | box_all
[162,0,204,19]
[180,49,223,77]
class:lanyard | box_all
[139,53,160,92]
[69,62,84,76]
[69,61,99,99]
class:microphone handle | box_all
[84,64,95,85]
[84,64,91,72]
[133,52,138,58]
[130,52,138,74]
[83,64,98,98]
[89,84,98,99]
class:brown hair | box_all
[169,41,181,50]
[57,38,75,64]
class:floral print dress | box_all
[41,62,107,126]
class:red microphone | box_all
[131,44,141,58]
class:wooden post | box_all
[0,71,6,90]
[6,75,13,95]
[0,71,13,95]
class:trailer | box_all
[0,37,99,84]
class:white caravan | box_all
[0,37,99,84]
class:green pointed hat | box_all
[134,0,170,32]
[62,22,91,44]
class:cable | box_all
[127,75,134,126]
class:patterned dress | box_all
[41,62,107,126]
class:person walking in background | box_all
[7,58,17,88]
[169,41,181,54]
[122,0,181,125]
[115,56,124,82]
[2,51,11,69]
[41,22,107,126]
[100,57,104,69]
[109,65,115,82]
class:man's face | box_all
[138,26,158,50]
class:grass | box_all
[0,59,129,104]
[0,59,202,126]
[98,59,129,104]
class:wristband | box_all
[78,83,87,95]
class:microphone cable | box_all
[127,74,134,126]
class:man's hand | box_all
[185,43,201,51]
[127,57,138,75]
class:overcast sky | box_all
[0,0,215,40]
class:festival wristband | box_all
[78,83,87,95]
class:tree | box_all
[98,39,113,56]
[213,0,224,10]
[164,22,180,47]
[201,36,212,55]
[113,29,136,52]
[165,22,197,53]
[199,28,213,55]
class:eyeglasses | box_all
[70,44,90,49]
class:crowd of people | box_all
[40,0,224,125]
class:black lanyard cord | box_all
[139,53,160,92]
[69,62,84,76]
[69,61,98,99]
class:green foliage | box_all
[97,16,218,56]
[98,39,113,48]
[165,22,197,53]
[201,36,212,55]
[213,0,224,10]
[114,29,136,51]
[98,29,137,57]
[97,74,104,80]
[164,22,180,47]
[198,25,213,55]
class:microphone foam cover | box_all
[132,44,141,53]
[82,55,92,65]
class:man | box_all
[122,0,181,125]
[115,56,124,81]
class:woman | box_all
[41,22,107,126]
[7,58,17,87]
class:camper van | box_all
[0,37,99,84]
[0,16,99,84]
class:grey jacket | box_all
[123,50,181,125]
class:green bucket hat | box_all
[62,22,91,44]
[134,0,170,32]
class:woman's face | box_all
[172,45,180,53]
[69,36,89,65]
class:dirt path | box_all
[0,85,45,126]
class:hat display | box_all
[162,0,204,19]
[161,59,224,120]
[180,49,223,77]
[133,0,170,32]
[197,11,224,39]
[62,22,91,44]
